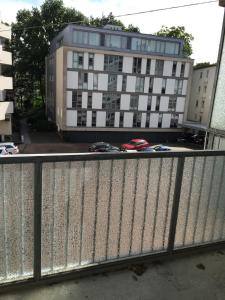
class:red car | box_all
[121,139,150,151]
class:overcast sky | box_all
[0,0,224,64]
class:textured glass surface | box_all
[0,164,34,283]
[175,156,225,248]
[211,36,225,130]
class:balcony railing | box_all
[0,150,225,290]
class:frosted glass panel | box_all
[175,156,225,248]
[0,164,34,283]
[211,37,225,130]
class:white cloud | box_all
[0,0,224,63]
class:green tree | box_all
[156,25,194,57]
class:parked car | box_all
[0,142,19,154]
[121,139,150,151]
[0,147,8,156]
[153,144,171,151]
[89,142,120,152]
[138,147,156,152]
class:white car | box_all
[0,146,8,156]
[0,143,19,154]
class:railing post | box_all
[33,160,42,281]
[167,156,185,253]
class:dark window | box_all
[108,74,117,91]
[146,59,151,75]
[119,112,124,127]
[180,63,185,77]
[161,78,166,94]
[149,77,154,93]
[122,75,127,92]
[88,53,94,69]
[88,92,92,108]
[147,96,151,111]
[168,96,176,111]
[102,93,120,110]
[130,95,139,110]
[106,112,115,127]
[196,100,198,108]
[172,62,177,76]
[170,113,179,128]
[146,114,150,128]
[78,72,88,89]
[77,110,86,127]
[133,57,142,73]
[155,60,164,76]
[92,111,96,127]
[156,96,160,111]
[158,113,162,128]
[135,77,144,92]
[133,112,142,128]
[72,52,83,68]
[72,90,82,108]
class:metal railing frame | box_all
[1,149,225,292]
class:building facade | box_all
[0,22,13,141]
[46,24,193,142]
[187,64,216,126]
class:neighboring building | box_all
[0,22,13,142]
[186,64,216,129]
[46,24,193,142]
[208,5,225,149]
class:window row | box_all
[71,52,187,78]
[67,109,182,128]
[71,71,184,95]
[70,91,184,112]
[72,29,181,56]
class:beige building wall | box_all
[187,65,216,126]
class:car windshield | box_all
[128,141,139,145]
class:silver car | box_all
[0,143,19,154]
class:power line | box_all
[114,0,218,17]
[0,0,218,33]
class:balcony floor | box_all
[1,249,225,300]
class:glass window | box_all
[133,112,142,128]
[133,57,142,73]
[108,74,117,91]
[147,96,152,111]
[106,112,115,127]
[172,62,177,76]
[162,78,167,94]
[88,92,92,108]
[168,96,176,111]
[180,63,185,77]
[119,112,124,127]
[122,75,127,92]
[156,41,165,53]
[135,77,144,92]
[174,80,183,94]
[72,52,83,68]
[131,38,142,50]
[88,53,94,69]
[72,90,82,108]
[170,113,179,128]
[102,93,120,110]
[92,111,96,127]
[165,42,176,55]
[130,95,139,110]
[104,55,123,72]
[146,59,151,75]
[149,77,154,93]
[78,72,88,89]
[105,34,127,49]
[77,110,86,127]
[89,32,100,46]
[155,60,164,76]
[93,74,98,90]
[158,113,163,128]
[156,96,160,111]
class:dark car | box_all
[121,139,150,151]
[89,142,120,152]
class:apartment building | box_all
[46,24,193,142]
[0,22,13,142]
[187,64,216,127]
[208,4,225,149]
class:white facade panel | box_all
[98,73,108,91]
[87,111,92,127]
[138,95,148,111]
[66,91,72,108]
[67,71,78,89]
[141,58,147,75]
[176,97,185,112]
[165,79,175,94]
[178,113,183,124]
[67,51,72,68]
[162,114,171,128]
[114,112,120,127]
[184,63,190,77]
[96,111,106,127]
[122,57,133,73]
[126,76,136,92]
[144,77,150,93]
[92,93,102,109]
[182,80,188,95]
[159,96,169,112]
[141,113,146,128]
[117,75,123,92]
[176,62,181,77]
[66,110,77,127]
[151,96,157,111]
[83,53,89,69]
[94,54,104,71]
[88,73,94,90]
[150,59,156,75]
[153,78,162,94]
[120,94,130,110]
[150,113,159,128]
[124,112,133,128]
[82,92,88,109]
[163,61,173,76]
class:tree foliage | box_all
[194,62,213,69]
[11,1,140,111]
[156,25,194,57]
